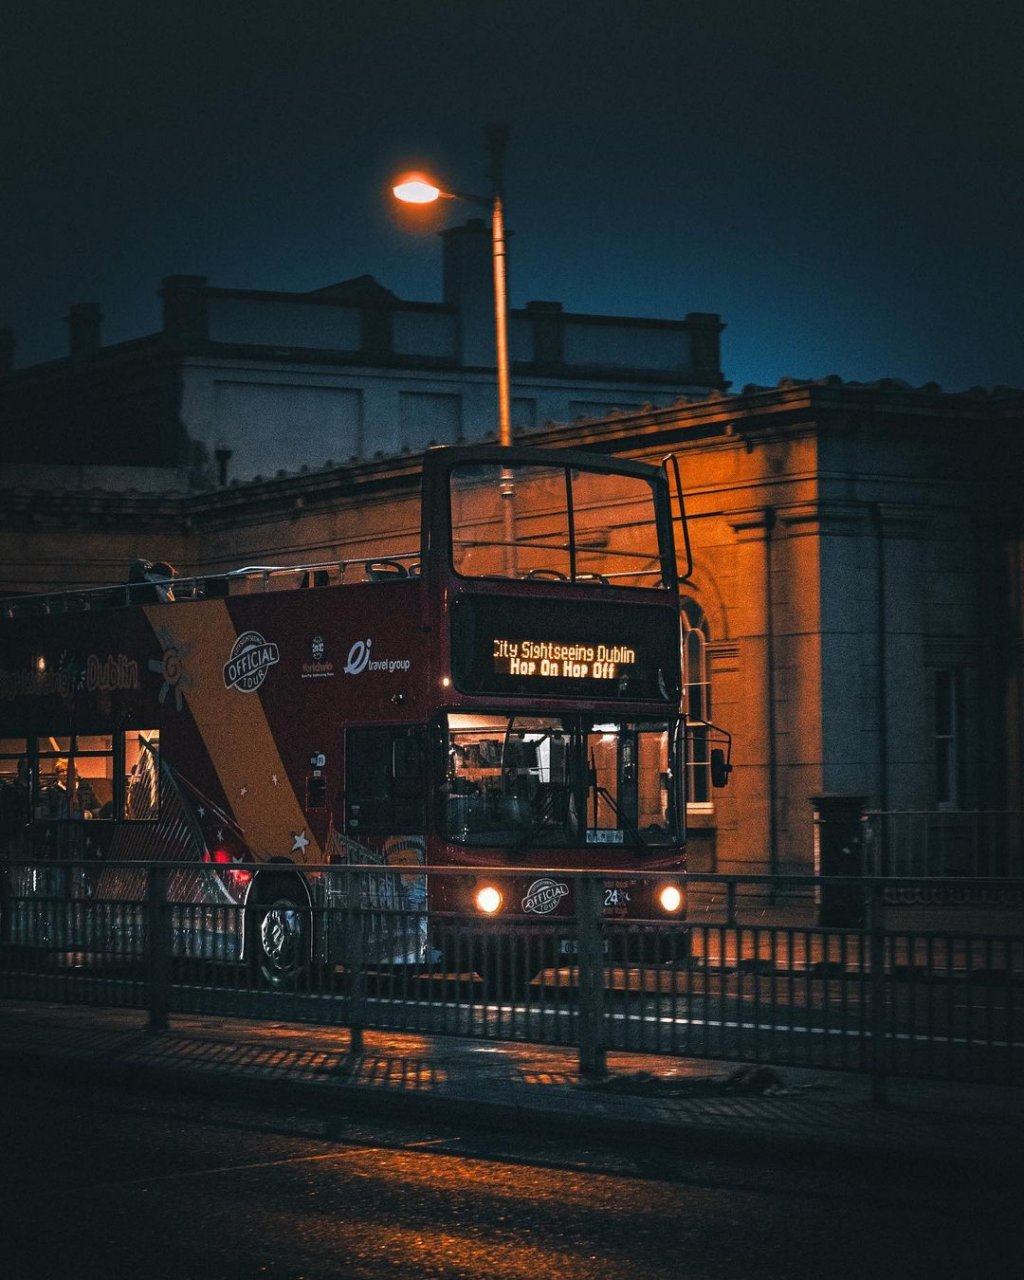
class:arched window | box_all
[680,597,712,807]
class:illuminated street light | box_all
[392,126,512,449]
[391,177,445,204]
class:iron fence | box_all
[1,861,1022,1093]
[864,810,1024,880]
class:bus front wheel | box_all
[251,882,309,988]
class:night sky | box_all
[3,0,1022,392]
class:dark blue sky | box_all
[3,0,1022,392]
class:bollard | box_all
[146,864,171,1032]
[575,874,606,1078]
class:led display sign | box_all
[451,595,679,702]
[492,639,636,681]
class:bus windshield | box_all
[449,461,670,587]
[442,713,679,848]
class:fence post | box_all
[343,869,365,1056]
[867,879,888,1104]
[146,864,171,1033]
[576,874,606,1078]
[0,861,10,945]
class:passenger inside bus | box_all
[127,559,177,604]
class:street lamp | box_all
[392,126,512,449]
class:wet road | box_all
[1,1065,1020,1279]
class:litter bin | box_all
[811,794,866,927]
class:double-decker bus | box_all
[0,445,729,988]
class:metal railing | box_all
[1,862,1022,1095]
[0,553,422,618]
[864,810,1024,879]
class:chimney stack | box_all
[440,218,497,368]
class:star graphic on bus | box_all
[291,830,310,853]
[148,627,193,711]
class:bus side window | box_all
[123,730,160,821]
[346,727,426,834]
[0,740,30,827]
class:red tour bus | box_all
[0,445,729,986]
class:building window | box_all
[681,598,712,807]
[934,669,962,809]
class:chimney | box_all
[66,302,102,361]
[0,327,14,374]
[526,301,564,369]
[686,312,725,388]
[440,218,497,368]
[214,446,233,487]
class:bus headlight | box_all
[658,883,684,914]
[475,884,504,914]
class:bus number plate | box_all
[559,939,609,955]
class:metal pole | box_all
[344,868,365,1056]
[486,123,511,450]
[485,124,517,574]
[867,880,888,1104]
[146,864,170,1033]
[576,874,607,1078]
[491,193,511,449]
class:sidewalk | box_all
[2,998,1022,1169]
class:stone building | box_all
[3,378,1021,878]
[0,218,724,492]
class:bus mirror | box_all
[710,748,732,789]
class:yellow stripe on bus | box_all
[145,601,322,861]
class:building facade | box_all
[3,378,1021,878]
[0,219,725,490]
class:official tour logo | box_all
[224,630,280,693]
[522,877,569,915]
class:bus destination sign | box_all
[451,594,680,701]
[492,638,635,681]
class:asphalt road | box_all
[1,1064,1020,1280]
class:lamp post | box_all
[392,125,512,449]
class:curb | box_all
[1,1039,1016,1173]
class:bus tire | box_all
[251,877,310,989]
